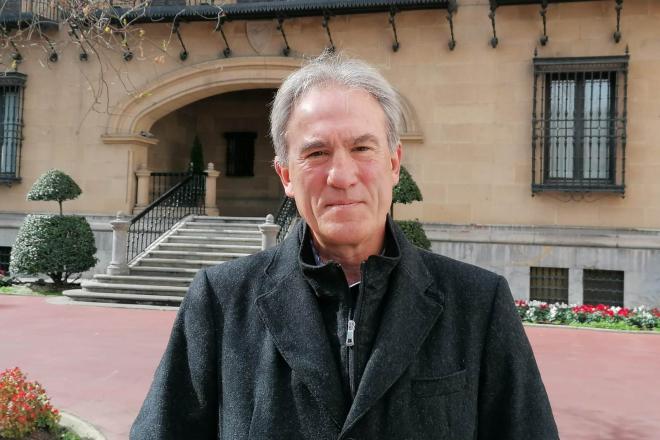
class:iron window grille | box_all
[0,72,26,185]
[530,266,569,304]
[225,132,256,177]
[531,55,628,194]
[583,269,624,307]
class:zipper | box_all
[346,311,356,347]
[346,307,356,398]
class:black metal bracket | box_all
[388,8,400,52]
[41,33,58,63]
[121,31,133,62]
[173,21,188,61]
[276,17,291,56]
[68,24,88,61]
[214,17,231,58]
[446,0,457,51]
[322,11,335,52]
[613,0,623,43]
[539,0,549,46]
[489,0,498,48]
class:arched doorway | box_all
[149,88,283,217]
[101,56,302,215]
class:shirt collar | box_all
[298,216,401,299]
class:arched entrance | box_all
[150,88,283,216]
[101,56,303,215]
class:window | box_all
[531,56,628,194]
[530,267,569,304]
[0,72,26,184]
[583,269,624,307]
[225,132,256,177]
[0,246,11,274]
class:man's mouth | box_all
[326,200,361,208]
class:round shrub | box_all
[10,215,97,286]
[27,170,81,215]
[395,220,431,250]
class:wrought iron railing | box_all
[149,171,191,201]
[127,171,205,262]
[1,0,59,22]
[274,196,299,243]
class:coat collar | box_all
[256,217,445,433]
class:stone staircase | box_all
[65,215,265,306]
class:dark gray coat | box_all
[131,221,559,439]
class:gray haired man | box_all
[131,54,559,439]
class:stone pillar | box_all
[134,166,152,214]
[107,212,130,275]
[568,268,583,305]
[205,162,220,216]
[259,214,281,250]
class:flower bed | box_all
[516,301,660,331]
[0,368,83,440]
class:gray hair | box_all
[270,52,403,165]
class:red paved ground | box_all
[1,295,658,439]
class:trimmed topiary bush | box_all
[393,166,422,205]
[10,215,97,287]
[11,169,97,287]
[190,135,205,173]
[395,220,431,250]
[27,169,81,215]
[392,166,430,250]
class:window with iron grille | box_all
[0,72,26,184]
[530,267,568,304]
[531,56,628,194]
[583,269,624,307]
[0,246,11,274]
[225,132,256,177]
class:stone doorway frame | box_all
[101,56,304,214]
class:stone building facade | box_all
[1,0,659,306]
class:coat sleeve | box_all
[130,268,221,440]
[477,276,559,440]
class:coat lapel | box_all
[340,236,446,436]
[256,227,347,430]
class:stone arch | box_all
[399,93,424,144]
[104,57,304,136]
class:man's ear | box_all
[391,143,402,186]
[274,157,295,198]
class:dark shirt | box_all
[299,221,401,406]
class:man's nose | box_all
[327,149,358,189]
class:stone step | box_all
[93,274,194,286]
[65,289,183,306]
[177,228,261,237]
[192,215,265,222]
[129,266,202,278]
[136,258,228,269]
[185,221,263,229]
[168,235,261,245]
[147,250,250,261]
[157,243,261,253]
[81,281,187,294]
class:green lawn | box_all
[0,285,66,296]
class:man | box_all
[131,54,559,439]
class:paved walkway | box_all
[1,295,658,439]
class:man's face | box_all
[275,85,401,250]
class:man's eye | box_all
[306,150,326,158]
[354,146,372,152]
